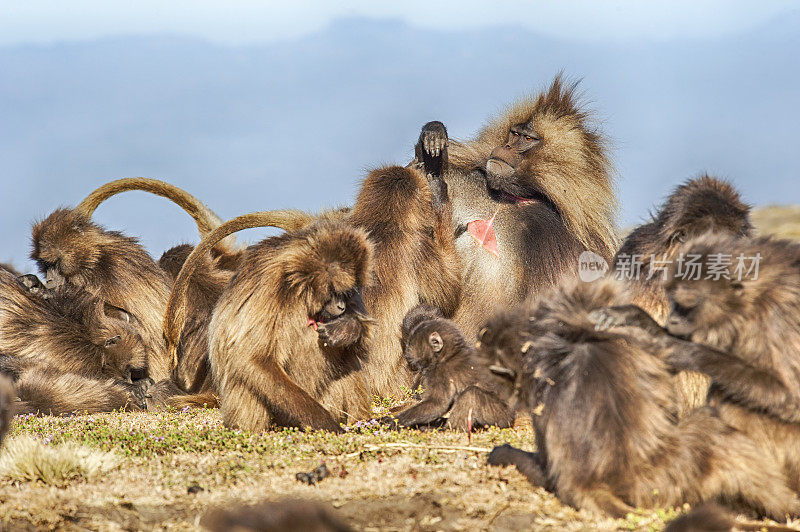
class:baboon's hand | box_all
[487,443,523,467]
[589,305,652,331]
[118,379,151,410]
[316,315,363,348]
[420,121,448,158]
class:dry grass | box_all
[752,205,800,241]
[0,436,120,486]
[2,407,794,531]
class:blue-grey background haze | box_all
[1,2,799,270]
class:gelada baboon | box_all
[613,175,753,416]
[0,268,149,381]
[202,499,353,532]
[166,122,460,401]
[167,213,374,431]
[595,232,800,493]
[385,309,512,430]
[487,277,798,519]
[444,75,619,337]
[0,269,151,414]
[30,208,173,380]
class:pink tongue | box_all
[467,212,500,257]
[307,318,318,331]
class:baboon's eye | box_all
[524,135,533,141]
[510,131,519,137]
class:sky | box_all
[1,2,799,269]
[2,1,798,45]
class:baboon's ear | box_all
[104,335,122,347]
[428,331,444,352]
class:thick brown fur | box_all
[664,503,798,532]
[0,375,15,445]
[186,217,375,431]
[202,499,353,532]
[613,175,753,417]
[487,277,798,519]
[387,310,512,430]
[598,232,800,494]
[12,365,147,415]
[165,125,460,401]
[0,269,150,381]
[30,208,172,380]
[0,262,20,276]
[445,75,619,337]
[346,155,462,397]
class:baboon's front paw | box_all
[420,121,448,157]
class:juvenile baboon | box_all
[30,208,173,380]
[202,500,353,532]
[613,176,753,416]
[594,232,800,492]
[168,213,374,431]
[487,278,798,519]
[445,75,619,337]
[386,312,512,430]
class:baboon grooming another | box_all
[30,208,173,380]
[613,175,753,416]
[385,308,513,430]
[167,213,374,431]
[445,76,619,337]
[595,232,800,492]
[487,278,798,519]
[0,269,149,381]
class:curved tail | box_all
[76,177,239,252]
[163,209,316,370]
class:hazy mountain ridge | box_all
[1,15,798,267]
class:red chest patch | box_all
[467,211,500,257]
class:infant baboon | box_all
[487,278,798,519]
[595,232,800,493]
[613,175,753,416]
[387,310,512,430]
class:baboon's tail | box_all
[76,177,239,252]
